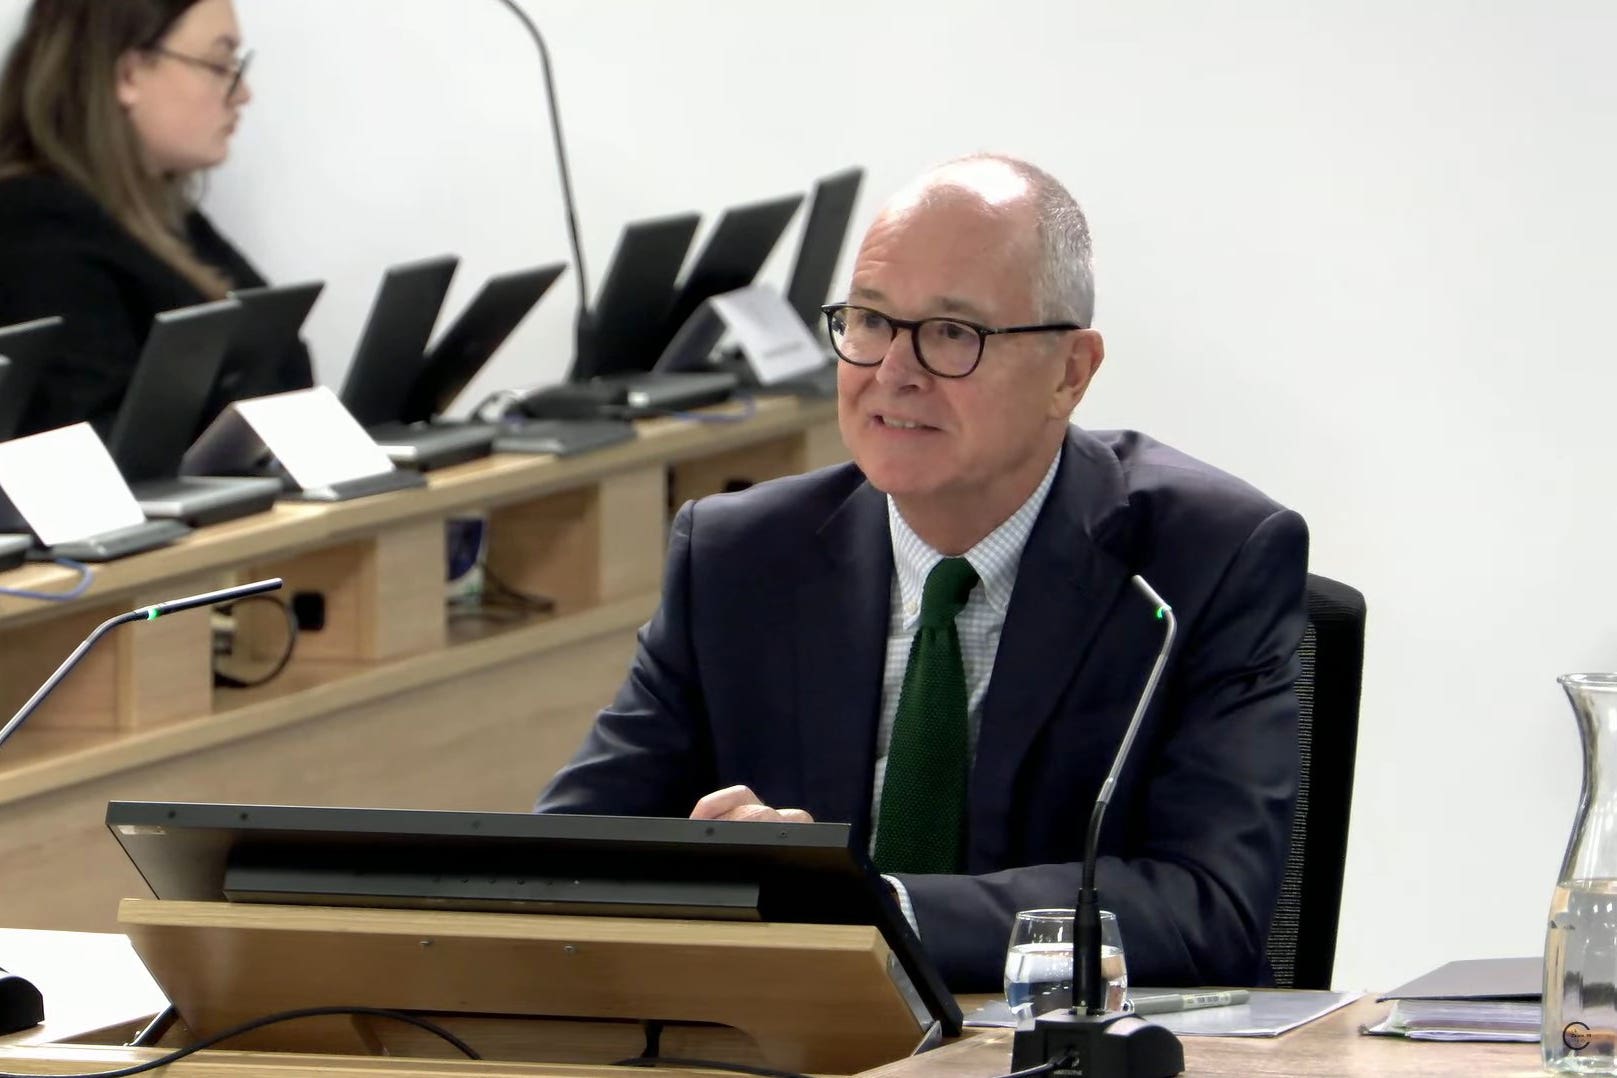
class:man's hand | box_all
[690,785,815,823]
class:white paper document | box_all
[0,424,146,544]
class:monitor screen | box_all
[407,262,566,422]
[105,800,961,1034]
[656,193,803,361]
[573,213,701,383]
[786,167,864,328]
[218,281,324,412]
[0,316,63,442]
[340,255,458,427]
[106,300,243,482]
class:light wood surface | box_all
[858,997,1544,1078]
[0,930,1550,1078]
[0,991,1552,1078]
[118,900,928,1074]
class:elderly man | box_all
[537,154,1308,992]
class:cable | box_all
[663,393,760,424]
[984,1062,1061,1078]
[0,1004,478,1078]
[211,594,298,689]
[489,0,588,309]
[614,1056,812,1078]
[0,557,92,602]
[640,1019,665,1059]
[478,559,557,615]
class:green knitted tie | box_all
[873,556,980,875]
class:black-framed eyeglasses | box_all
[147,46,254,102]
[820,303,1084,379]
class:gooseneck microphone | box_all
[0,577,282,1034]
[1011,574,1186,1078]
[489,0,593,354]
[0,578,283,752]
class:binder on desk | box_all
[1365,956,1541,1042]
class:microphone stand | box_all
[488,0,594,360]
[0,578,282,1034]
[1011,575,1185,1078]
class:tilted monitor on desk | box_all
[105,800,962,1035]
[655,192,803,361]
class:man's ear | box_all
[1050,328,1105,418]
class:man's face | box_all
[836,191,1092,520]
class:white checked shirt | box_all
[871,450,1062,856]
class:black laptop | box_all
[343,255,543,471]
[612,193,804,413]
[575,212,701,382]
[785,167,864,330]
[218,280,324,411]
[0,319,58,569]
[749,167,863,398]
[106,300,283,528]
[0,316,192,563]
[512,212,735,425]
[0,316,58,443]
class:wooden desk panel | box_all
[0,613,643,933]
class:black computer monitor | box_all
[572,213,701,383]
[219,281,324,409]
[106,300,244,482]
[0,316,63,441]
[786,167,864,328]
[403,261,566,422]
[104,800,961,1034]
[340,255,459,427]
[657,193,803,359]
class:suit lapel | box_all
[970,428,1134,868]
[795,481,892,838]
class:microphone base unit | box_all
[0,968,44,1035]
[1011,1007,1184,1078]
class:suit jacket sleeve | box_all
[536,501,717,815]
[896,507,1309,990]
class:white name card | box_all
[708,285,829,385]
[182,386,397,490]
[0,424,146,544]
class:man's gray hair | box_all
[937,154,1095,326]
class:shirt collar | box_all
[888,449,1063,624]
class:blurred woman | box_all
[0,0,311,437]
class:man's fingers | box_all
[689,786,814,824]
[690,785,760,820]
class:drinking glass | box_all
[1004,908,1128,1018]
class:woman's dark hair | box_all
[0,0,228,295]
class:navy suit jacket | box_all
[537,426,1309,992]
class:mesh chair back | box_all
[1264,573,1366,989]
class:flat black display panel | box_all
[340,255,458,427]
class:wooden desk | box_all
[0,994,1548,1077]
[863,997,1544,1078]
[0,398,843,934]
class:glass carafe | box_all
[1545,674,1617,1073]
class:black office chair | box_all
[1264,573,1366,990]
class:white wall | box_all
[5,0,1614,993]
